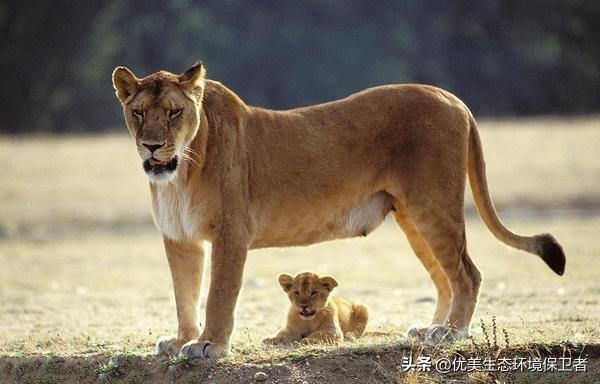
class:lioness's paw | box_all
[179,340,228,359]
[424,325,467,343]
[407,326,429,340]
[156,335,186,356]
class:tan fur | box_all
[263,272,369,345]
[112,62,565,357]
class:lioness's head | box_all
[112,62,206,183]
[278,272,338,321]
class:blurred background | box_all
[1,0,599,133]
[0,0,599,361]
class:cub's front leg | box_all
[301,328,343,345]
[180,232,249,359]
[263,328,303,345]
[156,237,204,356]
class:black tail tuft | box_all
[535,234,566,276]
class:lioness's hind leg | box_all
[393,205,451,327]
[410,210,482,342]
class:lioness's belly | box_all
[249,191,394,249]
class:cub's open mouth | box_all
[299,310,316,317]
[143,156,178,175]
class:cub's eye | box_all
[132,109,143,119]
[310,291,318,296]
[293,291,300,297]
[169,108,183,119]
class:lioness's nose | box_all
[143,142,165,153]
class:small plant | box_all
[502,328,511,352]
[167,355,191,378]
[491,316,498,350]
[480,318,491,350]
[478,316,507,355]
[97,356,122,383]
[469,333,486,357]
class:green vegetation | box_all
[1,1,599,133]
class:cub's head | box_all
[278,272,338,321]
[112,62,206,183]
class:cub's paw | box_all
[424,325,467,343]
[179,340,228,359]
[262,337,285,345]
[344,332,357,341]
[156,336,186,357]
[301,336,338,345]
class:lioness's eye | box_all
[311,291,318,296]
[293,291,300,297]
[132,109,143,118]
[169,108,183,119]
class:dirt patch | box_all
[1,343,599,384]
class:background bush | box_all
[1,0,599,133]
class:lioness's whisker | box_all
[184,147,200,158]
[181,152,199,167]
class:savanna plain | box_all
[0,117,599,383]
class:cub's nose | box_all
[143,142,165,153]
[300,304,309,310]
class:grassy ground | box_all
[0,117,599,383]
[1,116,598,238]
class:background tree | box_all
[0,0,599,133]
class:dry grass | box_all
[0,117,599,382]
[1,116,599,238]
[0,133,149,238]
[1,215,598,358]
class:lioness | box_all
[112,62,565,358]
[263,272,369,345]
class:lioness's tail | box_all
[467,116,566,275]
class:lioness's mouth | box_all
[143,156,178,175]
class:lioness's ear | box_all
[319,276,338,292]
[112,66,139,104]
[278,273,294,292]
[179,61,206,96]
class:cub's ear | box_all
[112,66,139,104]
[278,273,294,293]
[319,276,339,292]
[179,61,206,96]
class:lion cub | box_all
[263,271,369,345]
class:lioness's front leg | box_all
[156,237,204,356]
[180,233,248,359]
